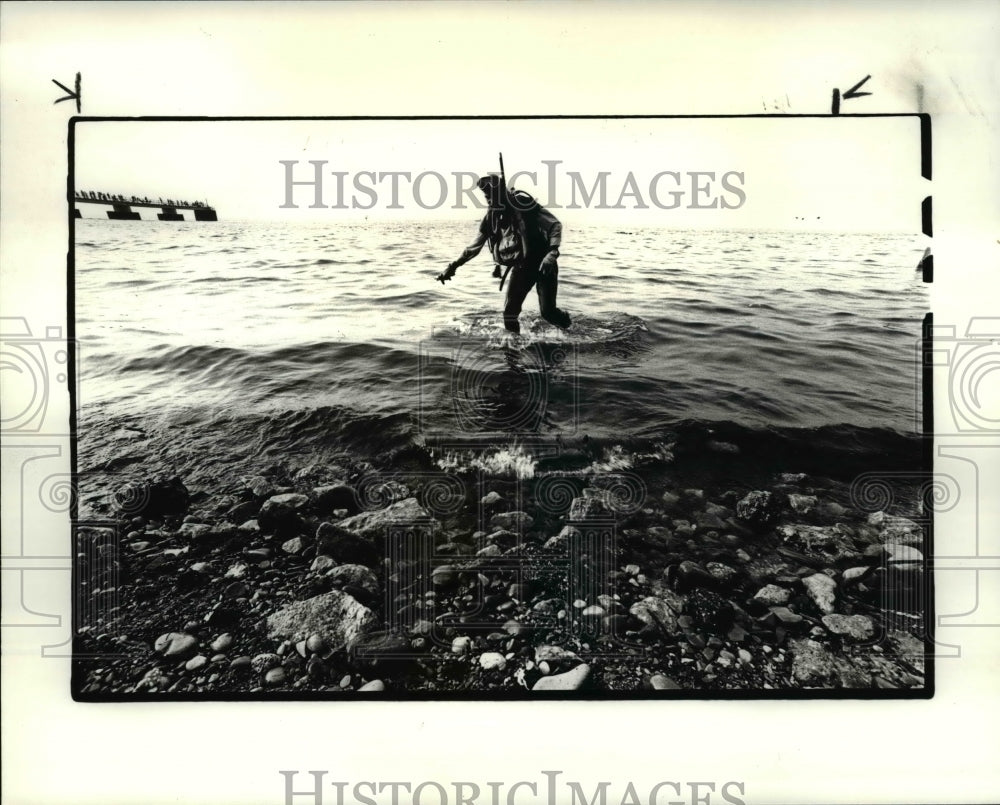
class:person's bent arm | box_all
[452,226,489,270]
[537,207,562,276]
[536,207,562,255]
[439,220,489,283]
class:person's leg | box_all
[536,262,572,328]
[503,265,535,333]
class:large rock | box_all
[671,560,716,591]
[753,584,791,606]
[649,674,683,691]
[822,614,875,641]
[153,631,199,659]
[790,638,837,686]
[534,645,580,666]
[114,476,189,518]
[479,652,507,671]
[178,522,212,541]
[532,663,591,691]
[241,475,275,499]
[311,483,358,515]
[736,490,782,529]
[315,522,379,567]
[327,564,380,598]
[338,498,436,540]
[834,657,873,688]
[567,493,611,522]
[887,630,925,673]
[661,490,682,511]
[543,525,579,551]
[257,493,310,535]
[777,523,862,564]
[696,511,728,531]
[293,463,350,487]
[802,573,837,614]
[489,510,534,531]
[266,590,377,649]
[882,517,923,545]
[869,512,922,545]
[788,494,818,514]
[886,544,924,572]
[629,595,682,636]
[479,529,519,550]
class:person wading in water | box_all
[438,168,571,335]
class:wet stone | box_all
[790,638,837,686]
[281,537,306,555]
[754,584,791,606]
[706,562,738,585]
[327,564,380,597]
[822,614,875,641]
[769,606,803,625]
[834,657,873,688]
[568,494,611,522]
[154,632,199,660]
[534,645,579,665]
[184,655,208,672]
[802,573,837,614]
[532,663,590,691]
[311,483,357,514]
[736,491,781,529]
[886,544,924,570]
[264,667,287,686]
[649,674,682,691]
[489,510,533,531]
[178,523,212,540]
[479,652,507,671]
[311,555,337,574]
[251,653,282,674]
[431,565,459,588]
[788,494,818,514]
[266,590,377,649]
[508,583,531,601]
[630,596,681,635]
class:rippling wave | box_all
[74,219,927,479]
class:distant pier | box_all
[74,192,218,221]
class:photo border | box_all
[67,112,934,702]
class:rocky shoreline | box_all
[74,457,928,696]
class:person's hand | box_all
[492,264,502,278]
[437,262,458,284]
[539,251,558,278]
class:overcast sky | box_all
[74,115,923,231]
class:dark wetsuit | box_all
[450,203,571,334]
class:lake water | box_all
[74,218,927,488]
